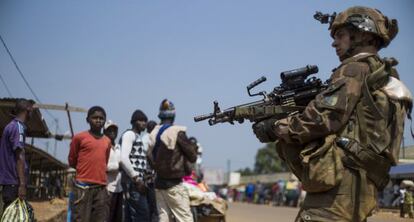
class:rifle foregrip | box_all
[247,76,267,90]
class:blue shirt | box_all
[0,118,26,185]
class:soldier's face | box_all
[332,27,352,61]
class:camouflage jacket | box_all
[274,53,371,145]
[271,51,413,222]
[273,51,414,188]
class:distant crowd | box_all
[0,98,213,222]
[219,178,305,208]
[217,178,414,219]
[379,180,414,218]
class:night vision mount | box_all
[314,11,337,29]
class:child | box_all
[68,106,111,222]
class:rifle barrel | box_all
[194,113,214,122]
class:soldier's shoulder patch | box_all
[316,78,347,111]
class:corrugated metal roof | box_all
[0,98,51,138]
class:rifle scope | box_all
[280,65,318,82]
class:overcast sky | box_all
[1,0,413,171]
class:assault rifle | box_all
[194,65,328,126]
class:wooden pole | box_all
[66,103,74,138]
[54,118,58,157]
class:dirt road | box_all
[226,202,413,222]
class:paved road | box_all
[226,202,412,222]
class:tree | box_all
[237,167,254,176]
[254,143,286,174]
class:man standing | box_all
[147,120,157,134]
[146,119,159,222]
[68,106,112,222]
[120,110,151,221]
[0,99,33,218]
[245,183,255,203]
[148,99,198,222]
[104,120,122,222]
[188,137,204,183]
[253,6,412,221]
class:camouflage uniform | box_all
[275,53,385,221]
[253,6,413,222]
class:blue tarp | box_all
[389,164,414,175]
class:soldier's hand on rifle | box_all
[252,119,278,143]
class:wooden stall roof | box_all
[0,98,51,138]
[26,144,68,171]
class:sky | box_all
[1,0,413,171]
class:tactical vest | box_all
[336,54,413,190]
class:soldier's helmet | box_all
[330,6,398,48]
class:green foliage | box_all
[237,167,254,176]
[254,142,286,174]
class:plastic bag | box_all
[1,199,35,222]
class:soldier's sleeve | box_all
[273,62,370,144]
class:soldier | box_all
[252,6,412,221]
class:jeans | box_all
[122,177,150,222]
[147,183,159,222]
[107,191,122,222]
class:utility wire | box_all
[0,34,43,102]
[0,72,13,97]
[0,34,65,158]
[0,33,57,121]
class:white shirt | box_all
[107,144,122,193]
[120,130,150,180]
[400,188,407,204]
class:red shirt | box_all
[68,131,111,185]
